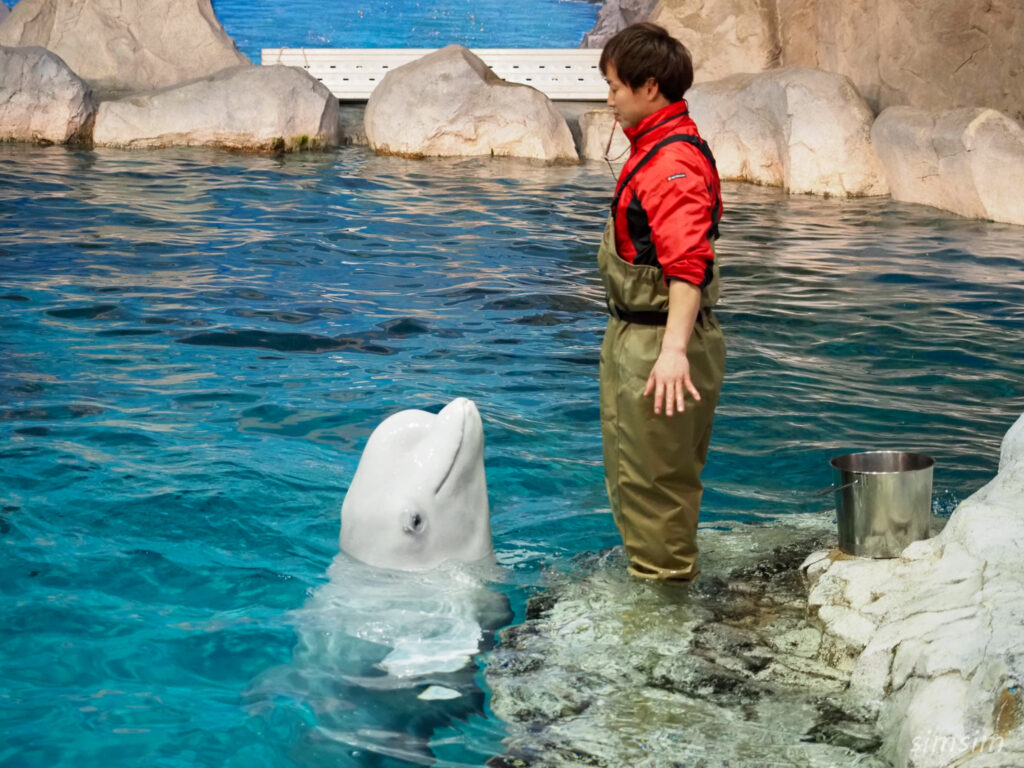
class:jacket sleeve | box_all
[633,143,716,286]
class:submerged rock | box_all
[805,412,1024,767]
[364,45,578,163]
[0,45,94,144]
[92,65,340,152]
[485,516,887,767]
[688,67,888,197]
[0,0,249,97]
[871,106,1024,227]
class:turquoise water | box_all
[209,0,601,62]
[2,143,1023,766]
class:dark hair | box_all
[599,22,694,102]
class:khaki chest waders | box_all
[597,217,726,580]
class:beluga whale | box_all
[247,398,508,765]
[339,396,493,571]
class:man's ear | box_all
[642,77,662,102]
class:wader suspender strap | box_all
[607,133,722,326]
[611,133,722,240]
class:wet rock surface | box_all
[485,516,888,767]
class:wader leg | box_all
[600,313,725,581]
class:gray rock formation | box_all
[580,0,659,48]
[485,517,888,766]
[688,68,887,197]
[803,412,1024,767]
[871,106,1024,227]
[0,45,95,144]
[92,65,340,152]
[0,0,249,97]
[364,45,578,163]
[0,3,10,24]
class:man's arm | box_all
[643,279,702,416]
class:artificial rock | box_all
[0,45,94,144]
[0,0,249,96]
[577,107,629,164]
[777,0,1024,123]
[364,45,578,163]
[92,65,340,152]
[687,67,888,197]
[871,106,1024,227]
[649,0,779,83]
[580,0,659,48]
[608,0,1024,123]
[803,411,1024,767]
[485,518,888,766]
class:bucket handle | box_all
[815,479,859,496]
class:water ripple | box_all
[2,143,1023,767]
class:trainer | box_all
[597,22,725,581]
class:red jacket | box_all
[612,100,722,286]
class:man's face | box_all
[604,62,657,130]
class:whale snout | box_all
[441,397,479,423]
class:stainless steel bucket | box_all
[830,451,934,558]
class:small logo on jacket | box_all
[667,173,687,180]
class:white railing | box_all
[261,48,607,101]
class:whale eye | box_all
[403,511,425,535]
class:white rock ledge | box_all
[0,45,95,144]
[364,45,578,163]
[688,67,889,197]
[872,106,1024,227]
[93,65,340,152]
[803,411,1024,767]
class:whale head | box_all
[339,398,492,571]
